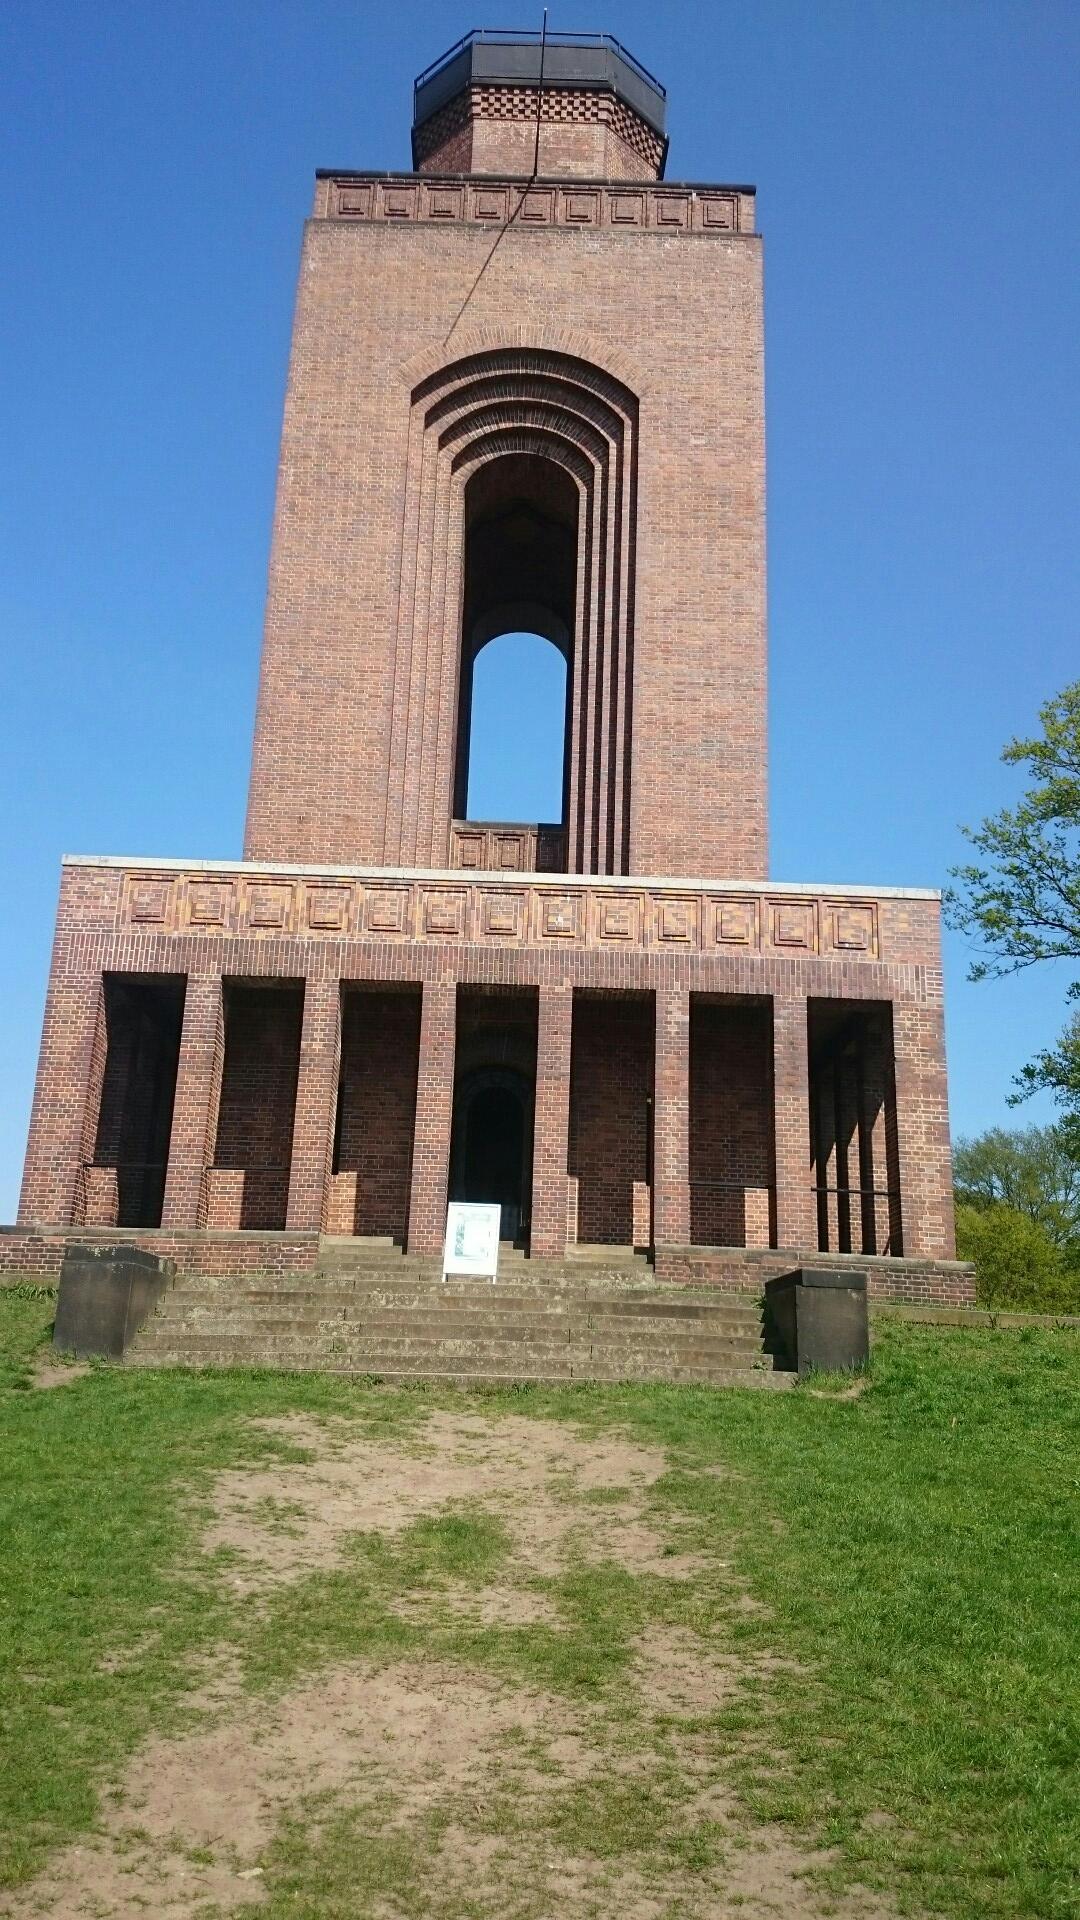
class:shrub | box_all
[955,1202,1080,1313]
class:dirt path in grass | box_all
[2,1410,899,1920]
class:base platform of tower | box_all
[9,30,973,1325]
[7,855,972,1310]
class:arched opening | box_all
[454,454,578,846]
[466,632,567,821]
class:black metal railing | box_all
[814,1184,902,1258]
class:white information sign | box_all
[442,1202,501,1280]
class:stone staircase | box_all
[127,1240,793,1388]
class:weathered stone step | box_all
[143,1330,766,1369]
[128,1349,791,1389]
[133,1334,768,1371]
[166,1277,762,1310]
[156,1302,764,1337]
[162,1284,691,1314]
[163,1293,581,1320]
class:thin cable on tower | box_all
[445,12,551,343]
[531,10,549,179]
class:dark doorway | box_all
[452,989,538,1244]
[451,1069,531,1244]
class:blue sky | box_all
[1,1,1077,1218]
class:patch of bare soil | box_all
[201,1410,696,1596]
[3,1409,903,1920]
[30,1355,90,1390]
[392,1581,561,1628]
[2,1657,897,1920]
[0,1662,549,1919]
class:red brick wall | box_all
[243,183,767,880]
[569,992,653,1244]
[333,988,421,1239]
[18,866,959,1275]
[211,984,303,1230]
[689,997,773,1248]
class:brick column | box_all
[286,977,341,1232]
[530,983,573,1257]
[406,979,456,1256]
[892,999,956,1259]
[859,1009,895,1256]
[18,971,107,1227]
[653,983,690,1247]
[161,974,224,1230]
[772,993,816,1250]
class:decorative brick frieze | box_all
[318,171,752,237]
[89,860,897,964]
[450,821,567,873]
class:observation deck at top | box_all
[411,28,670,180]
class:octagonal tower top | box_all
[411,28,668,180]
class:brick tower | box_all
[9,30,968,1307]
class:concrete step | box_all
[127,1348,792,1389]
[157,1297,764,1328]
[133,1335,769,1374]
[132,1264,776,1389]
[165,1278,762,1310]
[140,1332,767,1370]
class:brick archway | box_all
[382,347,640,876]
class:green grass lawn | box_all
[1,1281,1077,1919]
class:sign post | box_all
[442,1202,501,1281]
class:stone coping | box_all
[0,1224,319,1244]
[874,1303,1079,1329]
[316,168,756,194]
[62,855,939,904]
[661,1243,972,1275]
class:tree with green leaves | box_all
[953,1123,1080,1251]
[947,680,1080,1148]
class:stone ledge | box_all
[873,1302,1078,1330]
[3,1227,977,1310]
[63,855,939,902]
[655,1245,976,1309]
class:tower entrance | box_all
[450,988,538,1244]
[452,1069,532,1243]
